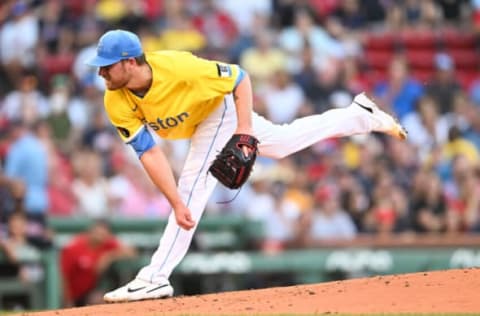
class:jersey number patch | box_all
[216,63,232,78]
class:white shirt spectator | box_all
[214,0,272,34]
[0,9,38,68]
[73,45,106,91]
[261,71,305,124]
[402,112,449,155]
[72,177,110,219]
[2,89,49,123]
[310,209,357,240]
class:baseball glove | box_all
[209,134,259,189]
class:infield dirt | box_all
[23,268,480,315]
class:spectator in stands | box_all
[441,154,480,232]
[278,7,344,71]
[445,158,480,233]
[260,68,309,124]
[71,150,110,218]
[36,1,75,87]
[402,95,450,159]
[410,169,449,233]
[72,27,105,92]
[363,168,410,235]
[192,0,238,56]
[1,72,49,126]
[340,55,369,95]
[445,91,480,150]
[60,219,136,307]
[436,0,470,26]
[37,0,68,55]
[444,92,475,135]
[258,171,301,252]
[217,0,272,35]
[31,119,76,217]
[228,11,271,64]
[0,211,51,285]
[331,0,367,30]
[244,168,277,223]
[66,84,104,145]
[373,55,424,120]
[339,178,369,232]
[425,53,462,114]
[239,29,287,89]
[441,126,479,165]
[81,109,117,163]
[298,183,357,244]
[331,163,370,231]
[0,170,24,226]
[293,41,354,113]
[350,136,384,194]
[113,0,147,33]
[0,1,39,87]
[158,10,206,53]
[48,168,76,217]
[94,0,128,26]
[283,166,314,215]
[4,120,49,235]
[108,158,170,218]
[384,2,406,32]
[386,139,419,190]
[464,104,480,150]
[45,75,73,149]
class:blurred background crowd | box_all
[0,0,480,305]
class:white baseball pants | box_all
[137,94,375,284]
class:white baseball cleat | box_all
[103,278,174,303]
[353,92,407,141]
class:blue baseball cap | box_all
[86,30,143,67]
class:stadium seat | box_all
[411,68,434,84]
[405,49,436,70]
[364,32,398,51]
[400,29,438,49]
[457,70,479,90]
[440,29,477,49]
[364,50,394,72]
[446,49,480,70]
[365,70,387,88]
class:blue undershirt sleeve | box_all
[127,126,156,158]
[234,66,246,88]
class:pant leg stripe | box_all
[154,100,228,279]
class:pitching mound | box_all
[26,268,480,315]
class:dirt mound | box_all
[25,268,480,315]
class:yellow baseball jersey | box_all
[104,51,240,141]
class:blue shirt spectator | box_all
[373,55,424,120]
[4,123,48,215]
[374,78,424,120]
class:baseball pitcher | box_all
[86,30,406,302]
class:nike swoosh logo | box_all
[146,284,169,293]
[354,101,373,114]
[127,286,146,293]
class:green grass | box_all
[163,314,480,316]
[0,312,21,316]
[3,312,479,316]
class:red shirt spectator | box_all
[192,0,238,52]
[60,220,135,306]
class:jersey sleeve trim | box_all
[126,126,156,158]
[234,65,245,88]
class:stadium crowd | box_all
[1,0,480,280]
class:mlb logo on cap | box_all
[86,30,143,67]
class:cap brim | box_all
[85,55,120,67]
